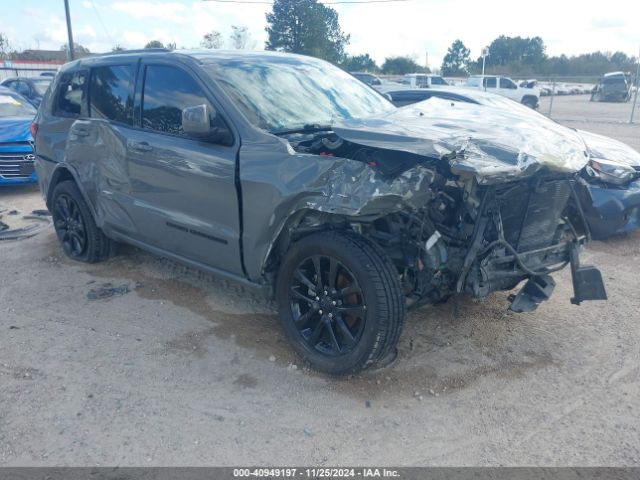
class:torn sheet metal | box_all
[333,98,589,183]
[296,159,436,216]
[577,129,640,167]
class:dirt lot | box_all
[1,95,639,466]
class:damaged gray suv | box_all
[34,50,607,374]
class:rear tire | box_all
[276,231,405,375]
[51,180,113,263]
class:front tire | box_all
[276,231,405,375]
[51,180,113,263]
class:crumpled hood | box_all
[0,117,33,144]
[577,129,640,167]
[333,98,589,183]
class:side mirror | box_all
[182,103,233,145]
[182,104,212,136]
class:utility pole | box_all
[481,47,488,76]
[630,46,640,124]
[64,0,75,61]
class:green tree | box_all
[111,44,125,52]
[265,0,350,63]
[440,39,471,76]
[144,40,165,49]
[59,42,91,55]
[341,54,378,72]
[486,35,546,68]
[229,25,251,50]
[201,31,223,49]
[381,56,428,74]
[0,32,14,60]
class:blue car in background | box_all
[0,86,38,185]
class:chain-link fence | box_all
[0,64,60,82]
[524,75,639,124]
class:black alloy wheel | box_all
[54,193,87,257]
[289,255,366,356]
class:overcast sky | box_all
[3,0,639,68]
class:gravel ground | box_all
[0,96,639,466]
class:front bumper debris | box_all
[581,178,640,240]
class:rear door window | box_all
[54,70,88,118]
[15,81,31,97]
[483,77,497,88]
[500,77,517,89]
[89,65,134,124]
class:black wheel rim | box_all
[289,255,367,357]
[53,193,87,257]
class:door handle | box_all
[71,127,90,137]
[129,141,153,152]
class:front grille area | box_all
[498,179,571,252]
[0,148,35,179]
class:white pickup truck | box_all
[462,75,540,108]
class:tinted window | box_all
[89,65,134,124]
[604,76,625,85]
[483,77,497,88]
[501,78,517,89]
[430,76,448,85]
[32,79,52,95]
[142,65,210,136]
[15,81,31,96]
[54,70,87,117]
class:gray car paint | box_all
[34,50,593,288]
[332,98,589,184]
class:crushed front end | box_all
[275,99,608,312]
[361,171,607,312]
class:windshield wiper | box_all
[271,124,333,136]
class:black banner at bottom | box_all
[0,468,638,480]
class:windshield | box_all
[32,78,52,95]
[0,93,37,117]
[603,76,626,85]
[204,55,395,132]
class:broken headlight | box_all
[585,158,636,185]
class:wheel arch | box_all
[47,164,98,222]
[261,208,354,285]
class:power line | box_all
[203,0,410,4]
[88,0,114,46]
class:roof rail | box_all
[101,48,171,56]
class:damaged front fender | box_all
[239,137,438,281]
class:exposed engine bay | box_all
[280,130,608,312]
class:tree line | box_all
[2,0,637,78]
[438,36,638,78]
